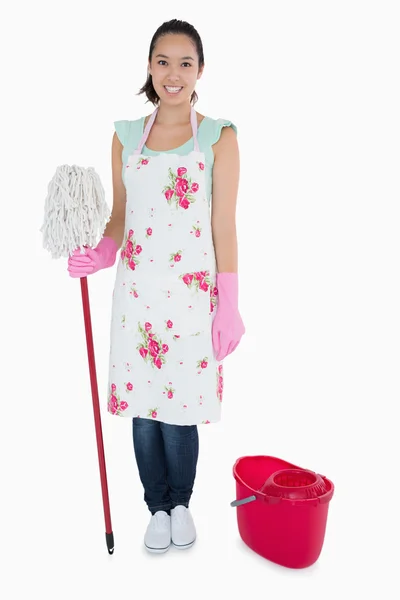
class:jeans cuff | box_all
[171,501,189,509]
[149,503,172,514]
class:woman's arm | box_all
[102,132,127,249]
[211,126,240,272]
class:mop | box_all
[40,164,115,554]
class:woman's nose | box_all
[167,71,180,83]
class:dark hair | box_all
[137,19,204,106]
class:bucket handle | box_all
[230,495,257,507]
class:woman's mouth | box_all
[164,86,183,95]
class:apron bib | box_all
[106,106,223,425]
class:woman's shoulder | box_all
[198,114,237,146]
[113,116,145,148]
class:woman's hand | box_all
[67,236,118,278]
[212,272,245,360]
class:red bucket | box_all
[231,456,334,569]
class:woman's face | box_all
[149,34,203,105]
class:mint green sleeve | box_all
[211,118,237,142]
[114,120,130,147]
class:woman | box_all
[68,19,245,554]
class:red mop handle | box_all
[80,276,114,554]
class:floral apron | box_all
[106,106,223,425]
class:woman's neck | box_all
[155,102,193,126]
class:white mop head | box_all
[40,164,111,259]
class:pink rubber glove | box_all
[67,236,118,278]
[212,272,245,361]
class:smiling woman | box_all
[138,20,205,106]
[67,18,245,555]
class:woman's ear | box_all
[197,65,204,80]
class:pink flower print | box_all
[178,197,190,210]
[210,284,218,312]
[173,334,180,341]
[197,357,209,369]
[126,382,133,392]
[108,394,118,414]
[181,273,194,286]
[169,250,182,265]
[191,225,202,237]
[198,162,205,171]
[125,240,134,259]
[148,408,158,419]
[137,158,150,169]
[154,357,162,369]
[121,230,141,271]
[162,167,199,209]
[180,270,211,293]
[146,227,152,239]
[130,285,139,298]
[107,384,129,416]
[166,320,173,329]
[175,177,189,197]
[139,347,148,359]
[217,364,224,401]
[137,322,167,369]
[149,339,160,357]
[165,189,174,202]
[164,385,175,399]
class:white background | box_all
[1,0,399,598]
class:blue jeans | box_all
[132,418,199,514]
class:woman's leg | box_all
[132,417,172,553]
[132,417,171,514]
[160,423,199,549]
[160,422,199,508]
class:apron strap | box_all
[133,106,200,154]
[133,108,158,155]
[190,106,200,152]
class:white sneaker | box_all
[144,511,171,553]
[171,506,196,550]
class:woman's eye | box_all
[157,60,192,67]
